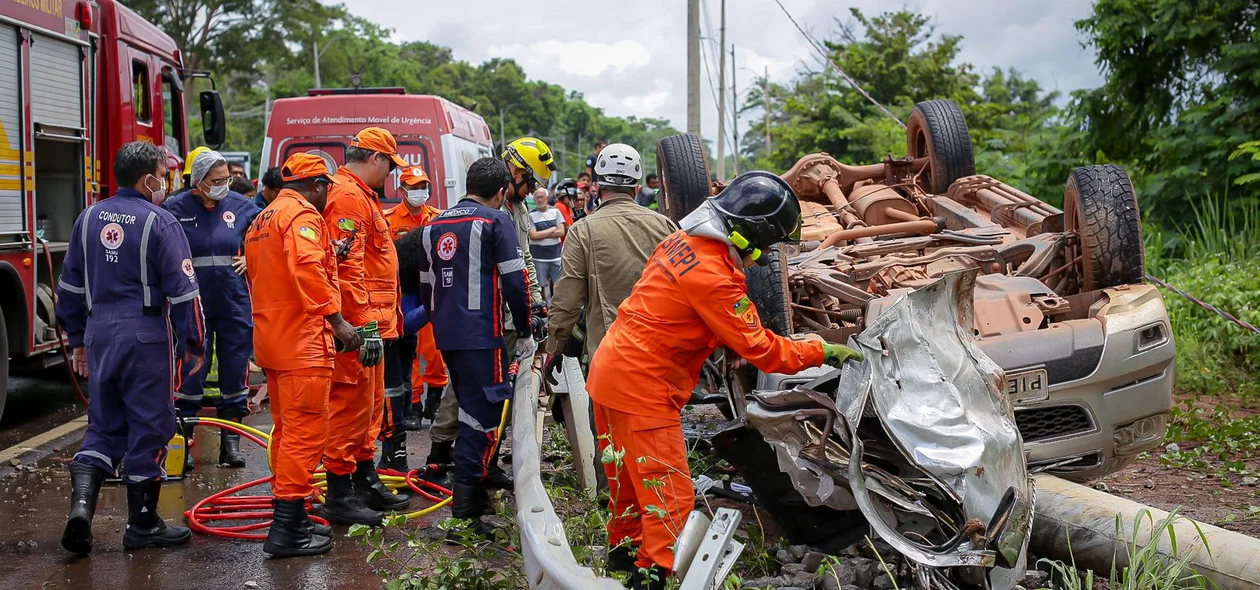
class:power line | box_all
[698,40,740,162]
[769,0,905,129]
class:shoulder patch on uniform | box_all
[337,218,355,231]
[733,296,752,316]
[181,258,195,277]
[298,226,318,241]
[436,232,458,261]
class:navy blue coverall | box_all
[162,189,260,418]
[417,198,530,485]
[55,188,206,482]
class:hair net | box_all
[190,149,227,185]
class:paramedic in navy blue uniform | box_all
[417,157,530,541]
[55,141,207,556]
[162,149,260,471]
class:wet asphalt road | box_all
[0,371,447,590]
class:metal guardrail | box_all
[511,339,624,590]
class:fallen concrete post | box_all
[1031,474,1260,590]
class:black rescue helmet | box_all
[554,178,578,198]
[709,171,802,262]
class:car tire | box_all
[656,133,712,223]
[906,99,976,194]
[1064,165,1145,291]
[0,308,9,422]
[746,245,792,336]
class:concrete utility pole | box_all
[687,0,701,136]
[715,0,727,180]
[313,41,322,89]
[763,65,771,157]
[731,46,739,175]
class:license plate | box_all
[1006,367,1049,404]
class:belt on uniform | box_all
[87,306,162,317]
[191,255,235,267]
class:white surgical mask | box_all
[207,184,230,201]
[405,188,430,206]
[146,175,167,204]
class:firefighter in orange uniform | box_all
[584,172,863,588]
[245,153,361,557]
[382,167,450,431]
[321,127,410,525]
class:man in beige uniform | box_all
[544,143,677,362]
[421,137,553,489]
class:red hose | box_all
[182,420,451,540]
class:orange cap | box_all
[281,153,341,184]
[350,127,407,168]
[399,166,430,187]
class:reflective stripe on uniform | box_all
[458,408,492,432]
[191,255,234,267]
[174,391,203,401]
[468,219,484,311]
[384,384,409,399]
[220,388,249,400]
[168,288,200,304]
[422,225,435,308]
[81,204,97,311]
[497,257,525,274]
[57,279,85,294]
[75,450,113,468]
[138,211,157,307]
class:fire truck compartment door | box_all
[29,34,84,130]
[0,25,22,235]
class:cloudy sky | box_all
[341,0,1104,151]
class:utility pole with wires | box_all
[687,0,701,136]
[731,45,739,175]
[763,65,771,158]
[715,0,727,180]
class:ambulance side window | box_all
[132,61,151,123]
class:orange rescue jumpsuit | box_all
[382,202,449,402]
[323,167,400,476]
[586,230,826,571]
[245,190,341,500]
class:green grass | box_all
[1039,508,1216,590]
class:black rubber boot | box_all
[303,513,333,538]
[421,439,454,488]
[61,462,105,555]
[403,404,424,432]
[445,482,499,544]
[217,417,247,468]
[629,564,669,590]
[321,473,383,526]
[484,451,513,491]
[422,385,445,422]
[263,499,333,558]
[606,544,637,576]
[377,435,409,473]
[353,461,410,511]
[122,480,192,550]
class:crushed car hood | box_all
[740,270,1034,589]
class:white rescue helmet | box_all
[593,143,642,187]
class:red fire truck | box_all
[261,88,494,209]
[0,0,225,418]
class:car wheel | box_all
[746,244,792,336]
[906,99,976,194]
[656,133,712,223]
[0,308,9,422]
[1064,165,1145,291]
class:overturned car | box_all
[651,99,1174,579]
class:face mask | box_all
[146,175,167,204]
[207,184,229,201]
[405,188,430,206]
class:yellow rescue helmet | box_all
[183,146,211,176]
[502,137,556,182]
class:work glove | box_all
[515,330,534,361]
[822,343,863,368]
[544,353,563,387]
[357,321,384,367]
[530,303,548,342]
